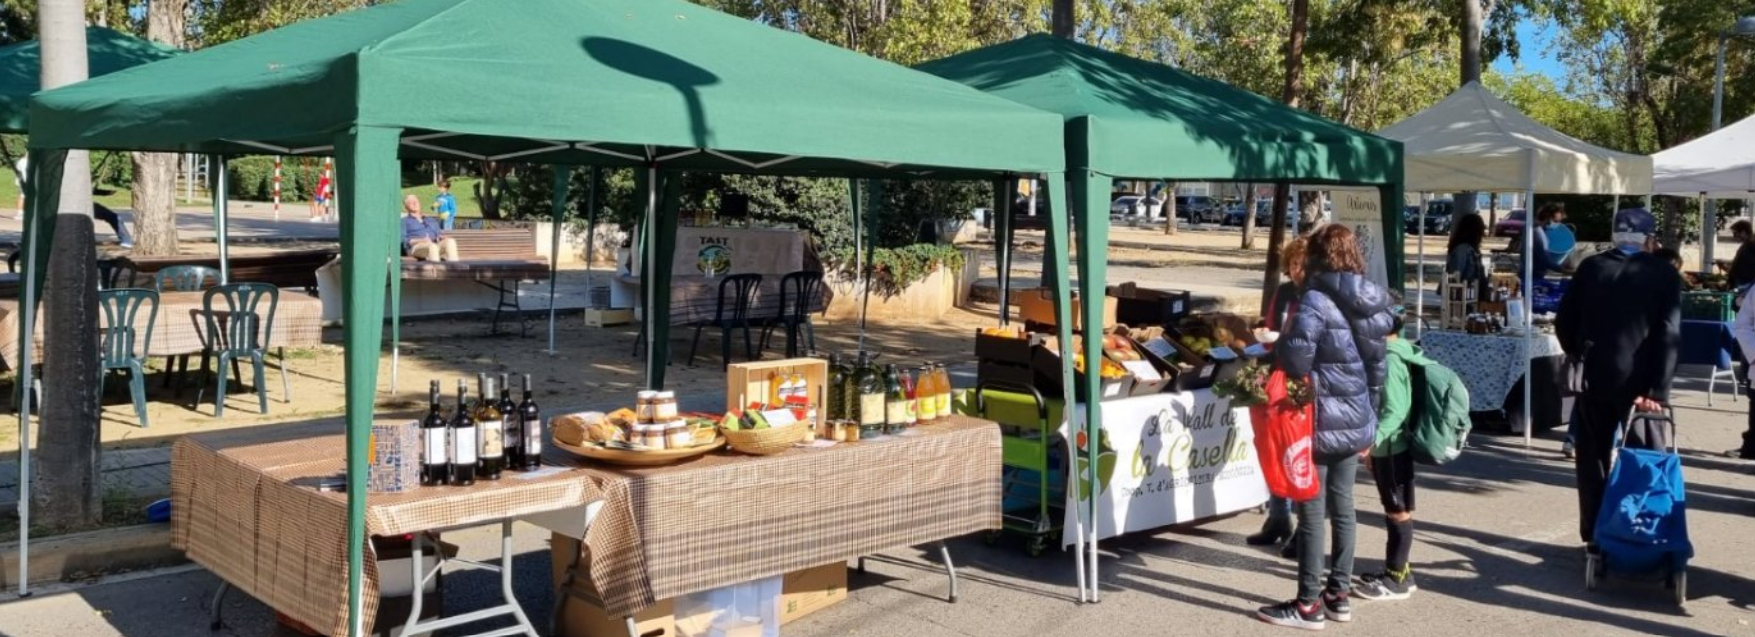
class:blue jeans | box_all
[1296,454,1358,601]
[441,214,455,231]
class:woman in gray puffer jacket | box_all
[1256,224,1396,631]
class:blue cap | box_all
[1613,208,1656,236]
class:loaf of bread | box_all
[553,411,610,446]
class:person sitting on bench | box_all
[401,194,458,262]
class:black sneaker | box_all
[1355,571,1418,601]
[1255,599,1325,631]
[1321,589,1352,622]
[1281,540,1299,560]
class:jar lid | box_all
[637,390,658,400]
[666,420,688,429]
[656,390,676,400]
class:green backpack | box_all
[1401,347,1472,465]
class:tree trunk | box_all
[1240,184,1258,249]
[130,0,186,256]
[1052,0,1073,38]
[1457,0,1483,219]
[1262,0,1309,316]
[474,160,506,219]
[1162,184,1177,235]
[34,0,102,530]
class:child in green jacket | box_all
[1357,313,1419,600]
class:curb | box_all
[0,523,184,589]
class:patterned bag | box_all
[1252,369,1320,502]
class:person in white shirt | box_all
[1730,283,1755,458]
[13,154,26,219]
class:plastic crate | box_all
[1683,291,1734,322]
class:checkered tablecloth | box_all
[1419,330,1565,411]
[0,290,326,370]
[549,416,1002,617]
[171,420,603,637]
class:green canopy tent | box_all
[24,0,1077,630]
[918,34,1406,600]
[0,25,183,599]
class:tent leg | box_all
[546,166,571,355]
[1042,171,1082,602]
[849,180,864,352]
[1523,182,1536,449]
[1074,169,1112,603]
[212,156,230,284]
[335,126,403,637]
[642,165,659,387]
[1417,193,1428,338]
[994,177,1015,324]
[14,148,64,599]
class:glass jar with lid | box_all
[636,391,659,423]
[653,391,679,421]
[664,420,692,448]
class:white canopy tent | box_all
[1653,111,1755,198]
[1380,81,1654,448]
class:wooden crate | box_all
[726,358,830,418]
[585,308,635,328]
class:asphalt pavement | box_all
[2,372,1753,637]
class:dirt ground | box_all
[0,302,1005,456]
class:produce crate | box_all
[1159,328,1223,391]
[1109,338,1177,396]
[1683,291,1735,322]
[1106,283,1193,327]
[1028,348,1134,402]
[974,330,1046,366]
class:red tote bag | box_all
[1250,369,1320,502]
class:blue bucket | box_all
[1546,224,1576,264]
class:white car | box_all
[1109,195,1163,219]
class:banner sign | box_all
[671,227,804,278]
[1333,190,1389,290]
[1059,390,1269,547]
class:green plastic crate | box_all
[1683,291,1734,322]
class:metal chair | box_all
[196,283,283,417]
[98,288,158,427]
[760,270,825,358]
[688,273,763,368]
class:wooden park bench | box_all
[399,227,550,335]
[118,248,339,292]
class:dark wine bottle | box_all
[449,379,477,486]
[518,374,542,470]
[498,373,523,470]
[476,374,505,480]
[421,380,449,486]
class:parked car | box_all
[1494,209,1526,237]
[1110,195,1163,218]
[1222,200,1273,226]
[1406,199,1455,235]
[1175,195,1223,224]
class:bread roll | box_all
[553,411,605,446]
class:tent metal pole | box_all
[546,166,570,354]
[213,155,230,284]
[582,168,601,311]
[860,181,884,348]
[1524,150,1537,449]
[1417,192,1427,338]
[995,177,1015,324]
[13,152,50,599]
[1041,171,1083,602]
[850,180,864,352]
[644,165,658,387]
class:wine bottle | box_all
[421,380,449,486]
[449,379,477,486]
[518,374,542,470]
[884,364,909,435]
[476,374,505,480]
[856,352,884,437]
[497,373,522,470]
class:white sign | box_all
[1334,190,1388,290]
[1058,390,1268,546]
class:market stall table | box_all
[170,420,604,637]
[0,290,325,371]
[1419,330,1565,430]
[548,415,1002,629]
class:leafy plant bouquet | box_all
[1213,359,1313,407]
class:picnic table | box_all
[0,290,326,370]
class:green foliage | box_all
[224,156,327,202]
[825,241,967,292]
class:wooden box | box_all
[585,308,635,328]
[726,358,829,418]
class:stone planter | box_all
[823,248,979,321]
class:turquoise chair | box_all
[98,288,158,428]
[196,283,281,417]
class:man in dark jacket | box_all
[1555,207,1680,550]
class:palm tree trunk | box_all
[34,0,102,529]
[1052,0,1073,38]
[1457,0,1484,219]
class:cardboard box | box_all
[1016,288,1117,331]
[1106,283,1193,327]
[552,534,676,637]
[780,562,847,625]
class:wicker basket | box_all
[720,424,809,455]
